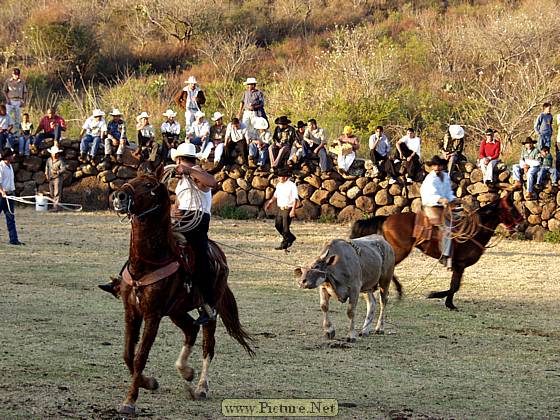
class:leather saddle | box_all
[412,211,442,245]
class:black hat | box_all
[521,137,537,145]
[277,167,291,177]
[274,116,291,125]
[427,155,447,167]
[296,120,306,129]
[1,148,14,160]
[13,68,20,75]
[485,128,494,135]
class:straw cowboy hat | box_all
[195,110,205,119]
[109,108,123,116]
[170,143,197,161]
[211,112,224,121]
[163,109,177,118]
[244,77,257,85]
[185,76,197,84]
[92,109,105,117]
[47,145,63,155]
[253,117,269,130]
[136,111,150,122]
[448,124,464,139]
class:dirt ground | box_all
[0,208,559,419]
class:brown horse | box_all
[350,193,523,310]
[111,164,254,415]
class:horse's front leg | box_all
[195,320,216,400]
[118,315,162,415]
[360,291,377,337]
[346,290,359,343]
[123,306,142,375]
[171,313,200,398]
[445,267,465,311]
[319,285,335,339]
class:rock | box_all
[548,218,560,231]
[464,162,475,173]
[524,201,542,215]
[527,214,542,225]
[329,191,347,209]
[214,171,226,182]
[374,189,392,206]
[98,170,116,183]
[297,184,315,200]
[355,196,375,213]
[236,178,249,190]
[541,202,556,220]
[477,192,498,202]
[394,196,409,207]
[467,182,489,195]
[339,180,355,192]
[456,186,465,198]
[238,205,259,218]
[221,178,237,194]
[470,169,484,183]
[304,174,322,189]
[459,178,471,188]
[296,200,320,220]
[310,189,330,205]
[406,182,421,198]
[109,179,126,190]
[116,166,136,179]
[346,186,362,200]
[251,176,269,190]
[525,225,545,241]
[498,170,511,182]
[33,172,46,185]
[96,161,112,172]
[23,156,43,172]
[21,180,36,196]
[65,149,78,160]
[120,148,140,168]
[212,191,236,211]
[363,181,378,196]
[74,170,84,179]
[375,205,400,216]
[15,169,32,182]
[64,176,111,210]
[247,189,265,206]
[337,205,363,222]
[322,179,338,192]
[227,166,243,180]
[411,198,423,213]
[321,204,337,219]
[356,177,368,189]
[265,186,275,200]
[66,160,79,172]
[236,189,248,205]
[388,183,402,196]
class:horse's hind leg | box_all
[360,291,377,337]
[195,320,216,400]
[118,316,162,415]
[171,314,200,399]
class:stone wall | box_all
[13,139,560,240]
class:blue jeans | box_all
[190,136,204,147]
[538,133,551,150]
[512,164,540,193]
[80,134,102,157]
[303,142,331,172]
[537,167,558,185]
[0,196,19,244]
[248,142,269,166]
[19,136,32,156]
[34,126,63,148]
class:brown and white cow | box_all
[294,234,395,342]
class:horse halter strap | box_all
[122,261,180,288]
[120,181,162,220]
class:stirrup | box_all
[194,304,217,326]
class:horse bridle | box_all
[115,180,162,221]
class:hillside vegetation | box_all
[1,0,559,160]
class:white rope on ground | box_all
[5,195,83,213]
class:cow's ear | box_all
[326,254,338,266]
[293,267,302,277]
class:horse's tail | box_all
[349,216,388,239]
[217,285,255,357]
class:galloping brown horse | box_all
[112,165,254,415]
[350,193,523,310]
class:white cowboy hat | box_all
[163,109,177,118]
[243,77,257,85]
[195,110,205,119]
[109,108,123,116]
[253,117,269,130]
[170,142,197,161]
[211,111,224,121]
[92,109,105,117]
[185,76,197,84]
[449,124,465,140]
[136,111,150,122]
[47,145,63,155]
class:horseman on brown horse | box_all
[351,155,524,310]
[102,145,253,415]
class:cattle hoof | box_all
[374,330,384,335]
[195,388,210,400]
[345,337,356,343]
[117,403,136,415]
[324,330,335,339]
[360,330,370,337]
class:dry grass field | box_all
[0,208,559,419]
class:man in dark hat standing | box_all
[512,137,541,199]
[265,167,299,250]
[420,155,456,269]
[0,149,24,245]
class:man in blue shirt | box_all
[534,102,553,150]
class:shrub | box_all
[215,206,251,220]
[544,230,560,244]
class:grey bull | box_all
[294,234,396,342]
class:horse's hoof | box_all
[117,403,136,415]
[145,376,159,391]
[186,385,197,400]
[177,366,195,382]
[195,388,210,400]
[345,337,356,343]
[324,330,335,339]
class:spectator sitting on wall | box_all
[330,125,359,174]
[512,137,540,200]
[199,112,226,167]
[395,128,422,183]
[18,112,33,157]
[33,107,66,152]
[79,109,107,163]
[248,116,271,168]
[269,116,297,171]
[303,118,331,173]
[161,109,181,163]
[536,146,558,189]
[440,124,466,178]
[368,125,391,177]
[289,120,307,166]
[104,108,128,164]
[478,128,501,185]
[135,112,158,162]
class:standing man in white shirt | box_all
[420,156,457,269]
[174,76,206,131]
[0,149,23,245]
[265,168,300,250]
[396,127,422,183]
[79,109,107,163]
